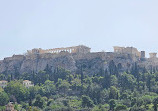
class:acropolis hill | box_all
[0,45,158,75]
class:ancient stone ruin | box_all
[27,45,91,55]
[149,53,157,58]
[26,45,157,59]
[0,45,158,75]
[113,46,142,58]
[113,46,157,59]
[5,102,17,111]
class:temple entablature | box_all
[27,45,91,55]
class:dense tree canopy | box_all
[1,64,158,110]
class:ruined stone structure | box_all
[113,46,145,58]
[113,46,125,53]
[149,53,157,58]
[0,45,158,76]
[27,45,91,55]
[5,102,17,111]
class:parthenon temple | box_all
[27,45,91,55]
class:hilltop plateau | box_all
[0,45,158,76]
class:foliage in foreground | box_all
[1,63,158,111]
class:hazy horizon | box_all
[0,0,158,59]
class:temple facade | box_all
[27,45,91,55]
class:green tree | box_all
[115,104,127,111]
[109,86,119,99]
[102,70,111,88]
[92,104,106,111]
[130,105,145,111]
[58,80,70,96]
[86,83,102,104]
[0,91,9,106]
[109,99,116,110]
[42,80,56,97]
[119,73,136,91]
[82,95,94,108]
[34,94,46,109]
[36,71,49,84]
[109,60,118,76]
[0,87,3,92]
[28,106,32,111]
[71,78,81,91]
[0,74,5,80]
[110,75,118,87]
[4,81,29,103]
[153,97,158,111]
[29,85,40,100]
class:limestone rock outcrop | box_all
[0,51,138,75]
[0,46,158,76]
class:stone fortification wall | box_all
[72,52,105,60]
[12,55,25,60]
[113,46,142,58]
[4,55,25,62]
[25,51,72,60]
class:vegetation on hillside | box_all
[1,62,158,111]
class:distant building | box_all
[0,80,8,88]
[27,45,91,55]
[5,102,17,111]
[149,53,157,58]
[23,80,34,88]
[113,46,145,58]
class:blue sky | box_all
[0,0,158,59]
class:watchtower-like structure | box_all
[141,51,145,58]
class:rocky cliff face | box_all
[0,52,158,75]
[0,53,77,75]
[0,52,105,75]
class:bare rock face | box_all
[0,53,77,75]
[1,45,158,76]
[0,52,105,75]
[0,55,25,74]
[20,54,77,74]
